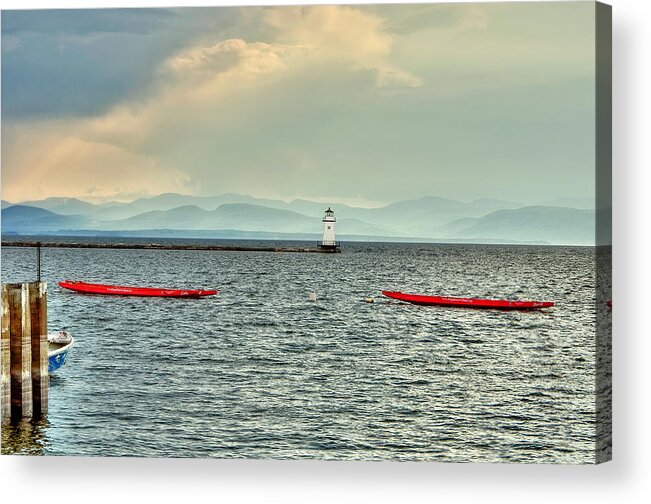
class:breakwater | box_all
[1,241,341,254]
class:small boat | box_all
[382,290,554,310]
[59,280,218,298]
[48,331,74,373]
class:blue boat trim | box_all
[48,332,74,373]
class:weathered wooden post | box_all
[1,284,11,422]
[8,283,32,420]
[29,282,48,417]
[1,281,48,423]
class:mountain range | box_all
[1,193,599,245]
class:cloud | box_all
[262,5,422,89]
[388,2,593,94]
[6,5,420,202]
[1,4,596,205]
[160,6,422,92]
[163,37,306,96]
[1,121,194,202]
[378,3,487,35]
[1,8,206,119]
[73,37,307,152]
[3,28,306,201]
[6,5,422,152]
[1,9,176,36]
[264,6,392,61]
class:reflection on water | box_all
[1,418,50,455]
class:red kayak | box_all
[59,280,217,298]
[382,290,553,310]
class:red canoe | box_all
[382,290,553,310]
[59,280,218,298]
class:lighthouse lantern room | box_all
[319,207,339,251]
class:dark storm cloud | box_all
[1,8,176,36]
[1,8,242,119]
[2,9,176,118]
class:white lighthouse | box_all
[320,207,339,250]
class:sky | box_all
[1,2,596,207]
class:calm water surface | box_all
[1,239,604,462]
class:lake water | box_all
[1,239,608,463]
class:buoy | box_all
[364,297,375,303]
[308,292,317,302]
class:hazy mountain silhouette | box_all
[541,197,595,209]
[95,203,393,236]
[19,197,97,215]
[2,193,599,245]
[438,206,595,245]
[1,205,91,233]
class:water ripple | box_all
[1,240,604,463]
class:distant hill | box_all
[351,195,524,236]
[284,199,359,218]
[98,203,394,236]
[109,205,215,230]
[3,205,56,220]
[542,197,595,209]
[437,206,595,245]
[99,204,316,232]
[19,197,97,215]
[12,192,524,227]
[92,193,291,220]
[1,205,91,233]
[2,193,598,244]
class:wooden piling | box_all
[1,281,49,423]
[8,283,32,420]
[1,285,11,421]
[29,282,48,417]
